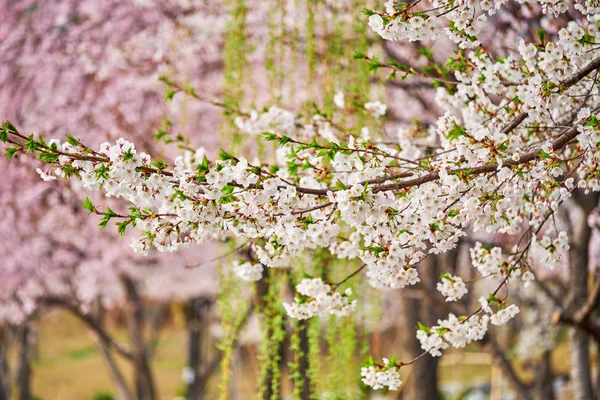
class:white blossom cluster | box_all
[9,0,600,382]
[417,298,519,357]
[368,0,591,49]
[490,304,521,326]
[282,278,356,320]
[436,274,468,302]
[364,100,387,118]
[361,358,402,391]
[417,313,490,357]
[528,231,569,269]
[470,243,505,276]
[233,260,263,282]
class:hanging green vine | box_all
[216,259,248,400]
[221,0,250,150]
[257,268,287,400]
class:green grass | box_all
[25,311,578,399]
[31,311,188,400]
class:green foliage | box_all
[91,392,115,400]
[447,122,467,141]
[216,251,248,400]
[98,206,118,230]
[258,268,286,400]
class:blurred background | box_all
[0,1,595,399]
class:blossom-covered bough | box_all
[4,0,600,393]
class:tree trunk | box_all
[0,326,11,400]
[568,193,598,400]
[122,276,156,400]
[91,300,135,400]
[185,297,211,400]
[534,350,554,400]
[398,256,440,400]
[297,319,311,400]
[16,324,31,400]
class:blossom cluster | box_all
[361,357,402,391]
[528,232,569,269]
[368,0,597,49]
[436,274,468,302]
[233,260,264,282]
[3,0,600,388]
[282,278,356,320]
[417,298,520,357]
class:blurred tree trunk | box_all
[122,276,156,400]
[16,324,31,400]
[398,255,440,400]
[485,334,529,400]
[0,326,11,400]
[568,193,598,400]
[296,319,311,400]
[185,297,212,400]
[534,350,554,400]
[91,299,135,400]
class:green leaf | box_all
[24,135,37,153]
[221,185,235,195]
[536,28,545,43]
[388,354,397,367]
[447,122,466,141]
[418,47,434,59]
[116,220,130,236]
[364,356,376,367]
[82,196,95,214]
[585,116,599,127]
[263,132,278,142]
[104,206,118,219]
[279,135,292,146]
[5,146,19,160]
[362,8,376,16]
[164,89,176,101]
[218,149,235,161]
[152,160,169,170]
[537,150,551,159]
[447,209,459,218]
[417,322,430,333]
[367,57,384,74]
[66,135,79,146]
[334,180,347,190]
[39,152,59,163]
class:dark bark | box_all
[122,276,156,400]
[567,192,598,400]
[16,324,31,400]
[297,319,311,400]
[534,351,555,400]
[0,326,11,400]
[398,255,440,400]
[185,297,212,400]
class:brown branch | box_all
[39,296,135,361]
[483,334,530,400]
[374,121,582,193]
[559,57,600,87]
